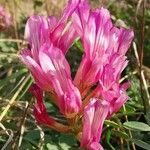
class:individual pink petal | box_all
[117,28,134,55]
[108,82,130,116]
[50,0,81,54]
[73,4,134,95]
[48,16,58,30]
[99,64,115,91]
[74,54,106,91]
[38,43,71,89]
[81,98,109,150]
[73,7,113,90]
[99,82,130,118]
[89,142,104,150]
[84,8,112,59]
[110,91,129,115]
[20,49,53,91]
[24,15,50,62]
[72,0,90,36]
[121,81,131,91]
[29,84,55,126]
[59,79,81,118]
[58,22,78,54]
[38,43,82,117]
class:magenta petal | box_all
[112,92,129,114]
[20,49,52,91]
[60,80,82,117]
[48,16,58,30]
[72,0,90,36]
[73,7,113,88]
[74,54,105,88]
[38,43,81,117]
[25,15,50,62]
[99,82,130,118]
[121,81,131,91]
[81,98,109,149]
[58,0,81,24]
[50,0,80,53]
[58,22,78,54]
[73,3,134,92]
[89,142,104,150]
[38,43,71,88]
[29,84,55,126]
[117,28,134,55]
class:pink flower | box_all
[71,0,134,119]
[25,0,80,55]
[20,0,80,92]
[20,48,52,91]
[21,42,81,118]
[98,54,131,117]
[20,0,82,117]
[20,0,134,149]
[81,98,109,150]
[38,43,81,117]
[98,82,130,118]
[73,4,134,94]
[0,5,11,30]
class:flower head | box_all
[71,0,134,119]
[20,0,82,118]
[0,5,11,30]
[73,4,134,94]
[20,0,134,149]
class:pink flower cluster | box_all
[0,5,11,30]
[20,0,134,149]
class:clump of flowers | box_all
[20,0,134,149]
[0,5,11,30]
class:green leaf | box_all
[46,143,59,150]
[105,120,121,128]
[145,110,150,126]
[59,134,77,150]
[26,130,40,138]
[23,130,40,145]
[123,121,150,131]
[112,130,129,139]
[106,130,116,150]
[19,140,36,150]
[131,139,150,150]
[74,39,83,51]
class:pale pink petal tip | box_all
[89,142,104,150]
